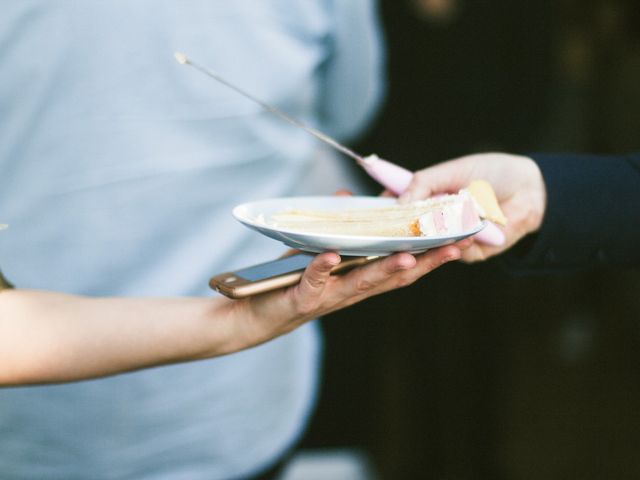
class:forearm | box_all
[0,247,463,386]
[0,289,243,386]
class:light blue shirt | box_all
[0,1,384,479]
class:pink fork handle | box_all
[361,156,505,246]
[361,156,413,196]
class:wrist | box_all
[202,295,277,357]
[521,155,547,234]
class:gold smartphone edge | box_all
[210,271,304,299]
[210,255,380,299]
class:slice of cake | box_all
[269,180,506,237]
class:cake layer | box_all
[270,192,483,237]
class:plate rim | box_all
[232,195,488,255]
[232,195,487,243]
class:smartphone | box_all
[209,252,379,299]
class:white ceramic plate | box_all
[233,196,486,256]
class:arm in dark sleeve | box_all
[503,152,640,273]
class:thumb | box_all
[292,253,341,310]
[398,159,474,203]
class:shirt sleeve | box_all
[502,152,640,273]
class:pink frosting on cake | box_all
[461,197,480,231]
[432,208,447,234]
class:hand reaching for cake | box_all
[399,153,547,262]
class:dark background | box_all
[301,1,640,478]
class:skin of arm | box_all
[0,245,465,386]
[399,153,547,262]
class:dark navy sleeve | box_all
[503,152,640,273]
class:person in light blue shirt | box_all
[0,1,387,478]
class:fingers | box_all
[292,252,341,315]
[380,245,461,289]
[457,230,516,263]
[334,245,461,309]
[346,252,418,295]
[290,241,466,321]
[411,245,461,276]
[459,243,494,263]
[398,158,474,204]
[239,244,467,345]
[323,253,415,310]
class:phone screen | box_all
[233,253,314,281]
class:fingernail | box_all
[328,255,341,268]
